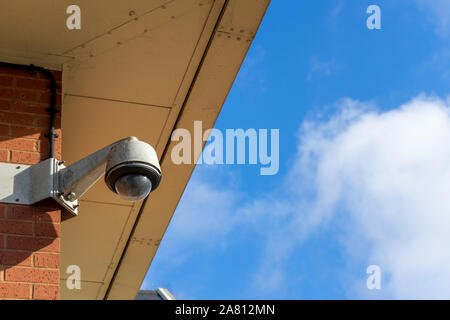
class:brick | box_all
[0,149,8,161]
[33,284,58,300]
[0,124,9,136]
[0,66,37,78]
[8,206,34,221]
[0,88,37,101]
[0,283,31,299]
[34,253,59,268]
[13,101,50,115]
[0,88,14,99]
[35,223,60,238]
[10,151,44,165]
[55,140,62,154]
[6,235,59,253]
[5,267,59,284]
[0,99,11,111]
[39,92,62,105]
[8,206,61,224]
[34,209,60,223]
[0,111,34,126]
[54,129,62,141]
[0,137,36,152]
[35,116,49,128]
[16,78,49,91]
[0,75,13,87]
[11,126,45,139]
[34,199,60,210]
[49,71,62,82]
[0,220,33,235]
[0,250,32,266]
[38,140,62,156]
[0,68,62,300]
[0,205,6,219]
[37,140,49,153]
[53,141,62,161]
[36,115,60,128]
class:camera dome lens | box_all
[114,174,152,201]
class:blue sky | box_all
[142,0,450,299]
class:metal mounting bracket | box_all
[0,158,78,215]
[0,136,160,216]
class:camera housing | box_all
[105,140,161,201]
[55,136,161,214]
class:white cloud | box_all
[153,95,450,299]
[287,95,450,298]
[235,95,450,298]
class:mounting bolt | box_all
[66,192,77,202]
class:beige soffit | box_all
[0,0,270,299]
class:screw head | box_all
[66,192,77,202]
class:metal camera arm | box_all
[0,137,138,216]
[58,136,138,203]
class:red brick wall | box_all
[0,64,62,300]
[0,203,61,299]
[0,65,62,163]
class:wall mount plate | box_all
[0,158,78,215]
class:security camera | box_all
[104,139,162,201]
[0,137,162,215]
[60,137,162,205]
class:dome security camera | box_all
[0,137,161,216]
[57,137,162,213]
[105,140,161,202]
